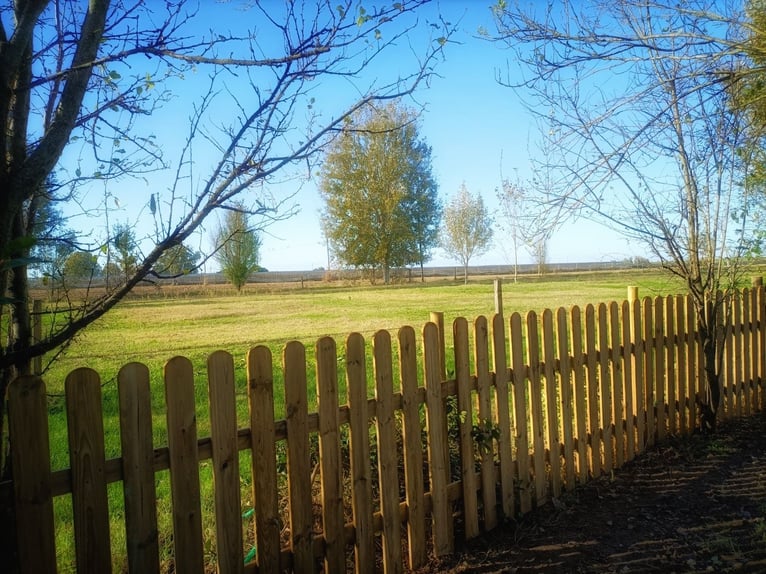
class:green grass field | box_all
[35,269,696,571]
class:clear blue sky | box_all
[60,1,640,273]
[249,2,639,272]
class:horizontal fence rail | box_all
[8,287,766,573]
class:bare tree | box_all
[441,183,494,284]
[493,0,759,431]
[0,0,454,550]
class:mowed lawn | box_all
[35,268,691,571]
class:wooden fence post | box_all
[628,286,639,303]
[494,279,503,316]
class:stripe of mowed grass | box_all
[36,269,692,569]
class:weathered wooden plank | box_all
[207,351,244,574]
[283,341,315,574]
[584,304,601,478]
[570,307,588,484]
[675,295,688,436]
[316,336,346,574]
[751,285,766,411]
[398,326,426,569]
[643,298,656,447]
[654,297,666,441]
[541,309,561,497]
[118,363,160,574]
[491,313,515,516]
[65,367,112,574]
[474,316,497,529]
[247,346,280,573]
[556,308,575,491]
[454,317,479,536]
[734,293,744,418]
[609,302,624,468]
[526,311,547,504]
[597,304,613,473]
[664,296,676,436]
[346,332,375,574]
[621,301,636,461]
[374,330,404,573]
[723,297,735,420]
[9,376,57,574]
[686,295,698,431]
[164,356,204,574]
[511,313,531,512]
[744,288,753,416]
[423,322,453,555]
[632,299,645,453]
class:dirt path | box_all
[417,414,766,574]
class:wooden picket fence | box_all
[8,286,765,573]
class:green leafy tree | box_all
[441,184,493,284]
[214,207,262,292]
[153,244,200,277]
[61,251,101,281]
[320,102,441,284]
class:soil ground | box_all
[416,414,766,574]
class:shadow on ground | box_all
[417,415,766,574]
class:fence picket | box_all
[206,351,244,574]
[247,346,280,573]
[570,307,588,484]
[374,330,404,573]
[643,298,655,446]
[665,296,677,436]
[621,302,636,461]
[164,356,204,574]
[510,313,532,512]
[735,294,745,418]
[654,297,667,441]
[597,304,613,474]
[686,295,699,430]
[474,316,497,529]
[316,336,346,574]
[675,296,688,435]
[609,302,624,468]
[556,309,575,490]
[744,289,753,415]
[9,376,56,574]
[584,305,601,478]
[423,322,453,556]
[525,311,547,505]
[398,326,426,569]
[724,298,735,420]
[346,332,375,573]
[454,317,479,537]
[283,341,315,574]
[761,285,765,411]
[117,363,160,574]
[491,313,515,515]
[632,299,646,452]
[65,367,112,574]
[541,310,561,497]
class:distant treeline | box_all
[155,258,658,286]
